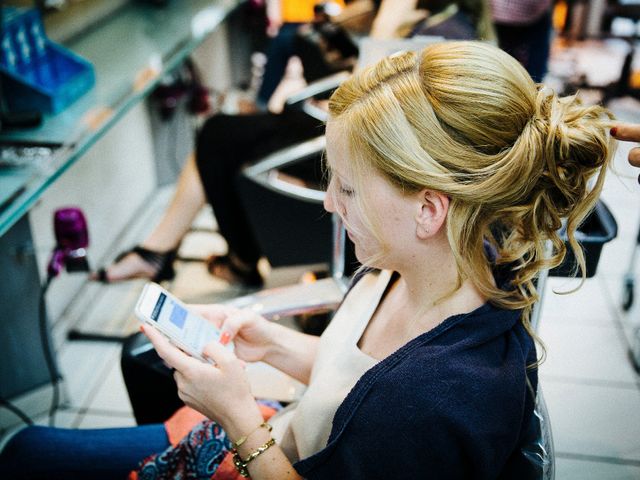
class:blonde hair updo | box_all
[328,41,615,328]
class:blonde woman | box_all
[0,41,614,479]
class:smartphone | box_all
[135,282,233,361]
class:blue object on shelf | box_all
[1,7,95,114]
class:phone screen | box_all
[150,292,221,354]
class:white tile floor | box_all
[3,37,640,479]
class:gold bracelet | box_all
[231,422,273,449]
[232,437,276,477]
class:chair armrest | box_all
[300,100,330,122]
[242,136,327,203]
[284,71,351,112]
[223,277,348,319]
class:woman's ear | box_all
[415,189,449,240]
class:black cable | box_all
[0,397,33,426]
[0,278,57,428]
[39,276,60,427]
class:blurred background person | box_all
[489,0,554,82]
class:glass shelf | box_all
[0,0,241,237]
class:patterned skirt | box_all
[130,402,280,480]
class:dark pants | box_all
[194,109,324,267]
[495,12,552,83]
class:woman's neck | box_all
[392,239,486,333]
[358,241,487,360]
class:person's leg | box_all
[145,153,207,251]
[142,154,206,252]
[256,23,303,109]
[95,153,206,282]
[0,423,169,480]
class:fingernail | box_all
[220,331,230,345]
[610,127,618,137]
[139,325,145,333]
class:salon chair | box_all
[231,136,353,316]
[235,136,331,269]
[524,202,617,480]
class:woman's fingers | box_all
[219,308,255,339]
[142,324,194,372]
[629,147,640,168]
[611,123,640,142]
[611,124,640,170]
[189,303,236,328]
[202,339,236,369]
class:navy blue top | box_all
[293,295,538,479]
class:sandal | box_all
[206,254,263,287]
[95,246,177,283]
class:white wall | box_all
[193,24,234,92]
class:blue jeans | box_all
[0,423,169,479]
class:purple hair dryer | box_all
[47,207,90,278]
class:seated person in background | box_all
[0,41,615,479]
[93,108,324,287]
[489,0,553,82]
[93,0,491,287]
[255,0,350,112]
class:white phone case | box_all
[134,282,231,361]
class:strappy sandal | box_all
[95,246,177,283]
[206,254,263,287]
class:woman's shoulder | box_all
[379,304,535,409]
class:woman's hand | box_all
[189,304,275,363]
[142,324,263,436]
[188,303,321,386]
